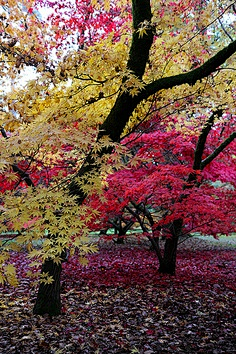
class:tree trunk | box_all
[116,229,125,244]
[158,219,183,275]
[33,259,62,316]
[158,237,178,275]
[33,0,154,316]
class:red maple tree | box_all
[88,111,236,274]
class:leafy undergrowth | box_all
[0,239,235,354]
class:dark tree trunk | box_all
[116,238,124,244]
[158,237,179,275]
[116,230,125,244]
[33,260,62,316]
[158,219,183,275]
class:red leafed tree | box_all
[88,111,236,274]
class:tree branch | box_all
[1,126,35,187]
[100,39,236,144]
[11,164,35,187]
[193,109,223,170]
[200,131,236,169]
[0,42,55,76]
[0,126,8,139]
[141,39,236,99]
[218,18,234,42]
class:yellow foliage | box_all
[79,256,89,266]
[40,272,54,284]
[0,264,19,287]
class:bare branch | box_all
[218,18,234,42]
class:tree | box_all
[88,110,236,274]
[0,0,235,315]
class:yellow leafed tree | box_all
[0,0,235,315]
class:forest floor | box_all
[0,236,235,354]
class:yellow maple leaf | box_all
[4,264,16,276]
[79,256,89,266]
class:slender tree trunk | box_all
[158,219,183,275]
[33,259,62,316]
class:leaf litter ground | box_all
[0,237,235,354]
